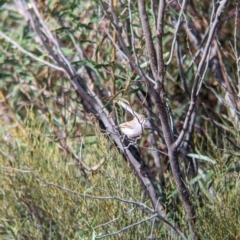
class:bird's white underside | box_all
[119,115,146,138]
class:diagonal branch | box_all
[174,0,229,149]
[18,1,171,232]
[0,31,64,72]
[155,0,166,91]
[165,0,187,66]
[133,2,197,236]
[138,0,158,80]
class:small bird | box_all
[119,115,147,138]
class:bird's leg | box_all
[124,141,135,149]
[120,134,126,142]
[123,136,142,149]
[135,135,141,141]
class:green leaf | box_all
[188,153,217,164]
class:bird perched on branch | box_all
[119,115,148,138]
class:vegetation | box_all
[0,0,239,239]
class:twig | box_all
[103,27,129,61]
[155,0,166,89]
[128,0,138,65]
[138,0,158,79]
[95,214,158,239]
[0,31,64,72]
[117,100,141,117]
[1,165,187,239]
[175,0,229,149]
[196,45,212,96]
[29,0,75,76]
[1,165,154,212]
[165,0,187,65]
[234,0,240,84]
[185,26,210,77]
[151,0,158,30]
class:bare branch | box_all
[29,0,75,76]
[155,0,166,90]
[1,165,186,239]
[234,0,240,84]
[105,0,151,86]
[175,0,229,149]
[165,0,187,66]
[136,1,197,233]
[138,0,158,79]
[117,100,143,117]
[151,0,158,30]
[95,214,158,239]
[0,31,64,72]
[128,0,138,65]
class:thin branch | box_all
[137,1,196,233]
[0,31,65,72]
[18,0,73,76]
[95,210,186,240]
[1,165,187,239]
[117,100,142,117]
[103,27,129,61]
[234,0,240,84]
[155,0,166,89]
[151,0,158,30]
[234,0,240,103]
[128,0,138,65]
[138,0,158,79]
[65,144,105,173]
[29,0,75,76]
[105,0,152,87]
[95,214,158,239]
[94,207,136,229]
[143,93,165,186]
[0,165,154,213]
[185,28,209,76]
[174,0,229,149]
[196,45,212,96]
[165,0,187,65]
